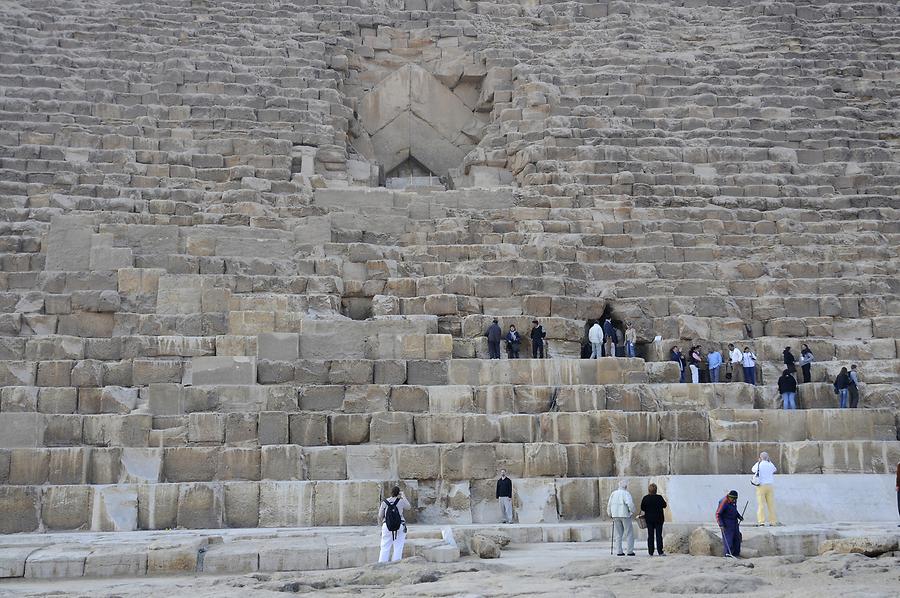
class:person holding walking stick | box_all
[715,490,743,558]
[607,479,636,556]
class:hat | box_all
[532,320,538,324]
[493,318,498,323]
[727,490,738,498]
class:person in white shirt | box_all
[751,452,779,526]
[741,347,758,385]
[588,320,603,359]
[607,479,636,556]
[377,486,411,562]
[727,343,743,382]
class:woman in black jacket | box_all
[783,347,796,374]
[639,483,668,556]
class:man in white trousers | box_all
[607,479,636,556]
[378,486,410,562]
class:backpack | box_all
[383,498,403,539]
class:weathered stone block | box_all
[191,356,256,385]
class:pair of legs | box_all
[488,341,501,359]
[532,343,544,358]
[756,484,777,525]
[839,388,849,408]
[743,366,756,385]
[507,347,519,359]
[604,339,615,357]
[781,391,797,409]
[590,342,601,359]
[730,363,742,382]
[709,366,720,383]
[849,385,859,408]
[689,365,699,383]
[378,524,406,562]
[721,523,742,557]
[801,363,811,383]
[498,497,513,523]
[613,517,634,555]
[625,342,635,357]
[646,521,664,555]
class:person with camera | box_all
[378,486,411,562]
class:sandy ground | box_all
[1,542,898,598]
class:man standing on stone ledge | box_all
[588,319,603,359]
[530,319,546,359]
[727,343,743,382]
[496,469,513,524]
[486,318,502,359]
[603,317,617,357]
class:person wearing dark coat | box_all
[783,347,796,374]
[505,325,521,359]
[602,318,617,357]
[778,369,798,409]
[716,490,743,557]
[671,346,686,383]
[486,319,502,360]
[639,484,668,556]
[496,469,513,523]
[798,345,814,383]
[834,367,851,408]
[530,320,546,358]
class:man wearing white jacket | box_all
[588,320,603,359]
[607,479,636,556]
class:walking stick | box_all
[719,526,736,559]
[610,520,614,555]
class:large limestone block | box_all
[305,447,347,480]
[90,486,138,532]
[261,445,306,481]
[146,537,206,574]
[84,545,147,577]
[313,481,380,526]
[191,357,256,385]
[329,414,371,445]
[0,546,35,577]
[427,385,475,413]
[397,444,441,479]
[806,409,896,441]
[259,481,315,527]
[821,441,900,474]
[513,385,554,413]
[614,442,670,476]
[414,414,464,444]
[441,444,496,480]
[346,445,397,479]
[137,484,179,530]
[524,443,568,477]
[0,413,47,448]
[326,542,381,569]
[341,385,389,413]
[494,444,526,478]
[370,412,415,443]
[176,483,224,528]
[45,215,93,271]
[258,537,327,571]
[556,478,600,520]
[289,413,328,446]
[659,411,710,441]
[202,542,259,574]
[0,486,40,533]
[462,414,501,443]
[604,412,660,443]
[670,442,746,475]
[415,480,472,525]
[565,444,615,477]
[257,333,299,361]
[156,275,202,314]
[217,447,261,481]
[554,386,606,411]
[513,479,558,524]
[474,385,515,413]
[24,545,89,578]
[499,414,539,443]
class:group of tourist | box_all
[379,457,900,562]
[485,319,547,359]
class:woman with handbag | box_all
[639,483,668,556]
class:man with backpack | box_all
[378,486,410,562]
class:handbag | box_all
[637,514,647,530]
[750,461,761,487]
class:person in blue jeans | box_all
[624,323,637,357]
[741,347,757,385]
[778,369,798,409]
[707,349,722,383]
[834,367,851,408]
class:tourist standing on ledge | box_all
[849,364,860,408]
[607,479,636,556]
[602,317,617,357]
[778,369,798,409]
[783,346,796,375]
[671,345,686,383]
[496,469,514,523]
[639,483,668,556]
[530,319,546,358]
[741,346,758,385]
[588,320,603,359]
[486,318,502,360]
[378,486,410,563]
[707,348,723,383]
[798,344,815,383]
[728,343,743,382]
[624,322,637,357]
[752,452,779,526]
[505,325,521,359]
[716,490,743,557]
[834,367,851,408]
[688,345,702,384]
